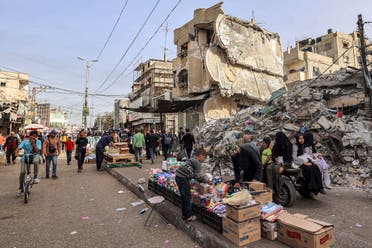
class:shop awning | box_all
[122,93,209,113]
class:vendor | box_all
[95,129,116,171]
[175,148,207,222]
[233,129,263,186]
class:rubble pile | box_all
[195,69,372,193]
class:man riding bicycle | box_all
[15,131,41,195]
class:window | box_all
[178,69,188,88]
[344,56,350,64]
[342,41,349,49]
[313,67,320,77]
[0,82,6,87]
[179,43,188,58]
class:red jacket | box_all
[65,140,74,151]
[4,136,19,151]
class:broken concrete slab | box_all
[318,116,334,130]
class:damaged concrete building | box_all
[284,29,370,84]
[128,59,178,132]
[0,70,29,134]
[172,2,286,130]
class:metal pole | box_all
[83,61,89,128]
[77,57,97,128]
[357,14,372,117]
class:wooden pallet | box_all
[115,142,129,148]
[104,153,135,163]
[119,148,130,154]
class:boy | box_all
[175,148,207,222]
[261,137,273,166]
[65,137,74,165]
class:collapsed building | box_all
[172,2,286,129]
[195,68,372,193]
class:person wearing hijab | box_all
[272,131,293,165]
[268,132,291,192]
[304,132,332,189]
[293,133,325,197]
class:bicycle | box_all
[23,154,34,204]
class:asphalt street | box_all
[0,158,199,248]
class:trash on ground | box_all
[138,178,146,184]
[131,200,145,207]
[80,216,89,221]
[139,208,148,214]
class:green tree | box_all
[94,112,114,130]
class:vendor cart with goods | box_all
[147,158,335,247]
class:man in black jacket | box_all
[234,129,263,184]
[181,128,195,158]
[148,130,159,164]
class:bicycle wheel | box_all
[24,181,29,204]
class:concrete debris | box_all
[195,69,372,194]
[137,178,146,184]
[317,116,334,130]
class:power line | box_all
[0,64,127,97]
[100,0,183,93]
[94,0,161,93]
[95,0,130,61]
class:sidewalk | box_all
[104,156,286,248]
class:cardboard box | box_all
[278,213,335,248]
[222,217,261,246]
[251,189,273,205]
[226,203,260,222]
[244,182,266,191]
[199,183,210,195]
[261,220,278,241]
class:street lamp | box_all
[76,57,98,128]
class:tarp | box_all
[122,93,209,113]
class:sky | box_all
[1,0,372,126]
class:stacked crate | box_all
[104,142,135,163]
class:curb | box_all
[105,167,234,248]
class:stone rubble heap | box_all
[195,69,372,194]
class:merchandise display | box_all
[147,168,334,247]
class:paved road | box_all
[0,159,199,248]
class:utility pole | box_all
[357,14,372,117]
[30,86,51,123]
[163,22,169,62]
[77,57,98,128]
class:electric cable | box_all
[95,0,130,61]
[100,0,183,93]
[93,0,161,93]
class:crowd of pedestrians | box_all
[1,126,195,196]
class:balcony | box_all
[285,71,306,84]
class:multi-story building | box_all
[284,29,367,84]
[0,70,29,134]
[114,98,129,129]
[128,59,177,132]
[36,103,51,127]
[171,3,286,130]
